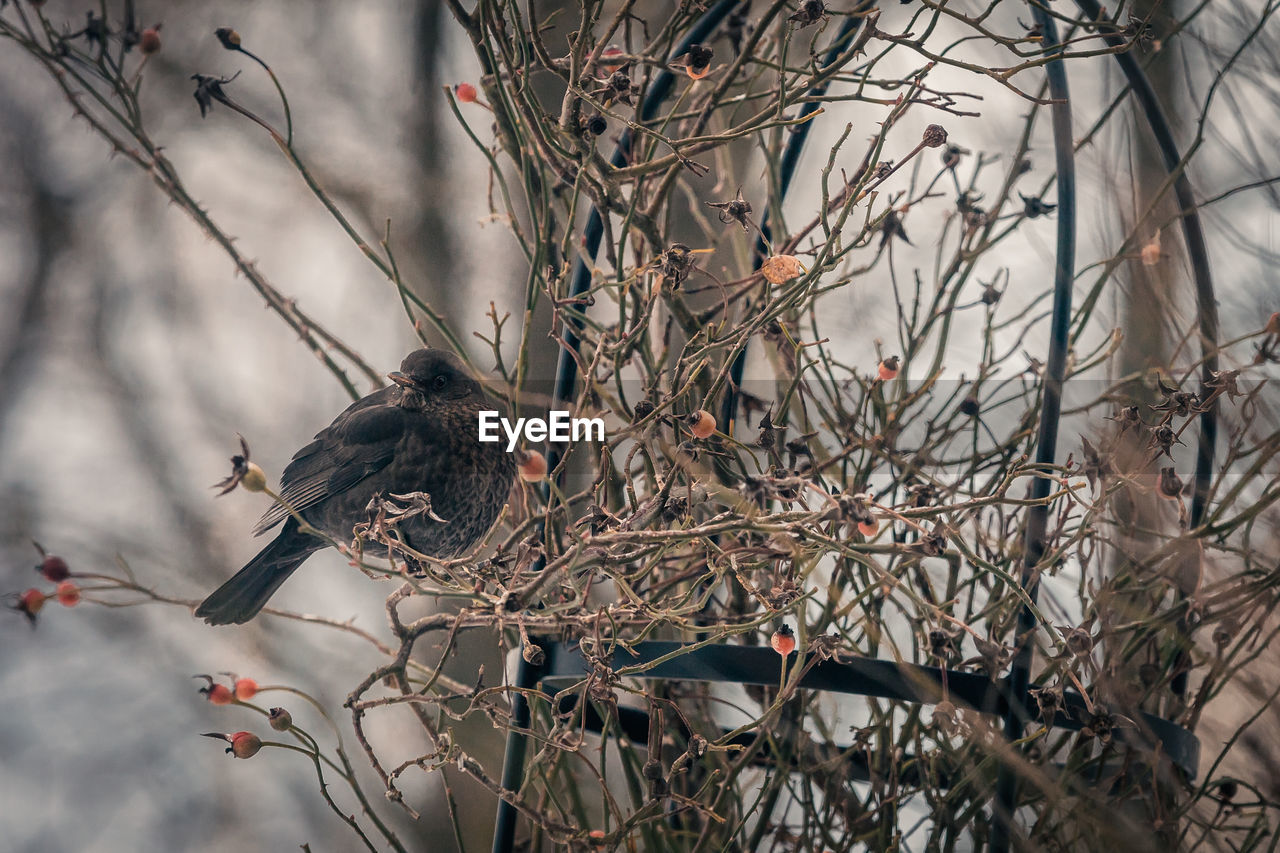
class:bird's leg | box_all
[385,491,450,524]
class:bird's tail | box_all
[195,526,320,625]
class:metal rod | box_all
[990,5,1075,850]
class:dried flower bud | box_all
[586,114,607,136]
[632,399,655,422]
[1211,621,1235,649]
[1064,625,1094,657]
[38,554,70,582]
[522,642,545,666]
[922,124,948,148]
[788,0,828,26]
[1019,192,1056,219]
[214,27,241,50]
[268,707,293,731]
[706,189,753,231]
[687,734,708,757]
[1157,467,1184,501]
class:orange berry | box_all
[38,554,70,582]
[877,356,900,381]
[56,581,81,607]
[600,45,626,73]
[197,675,235,705]
[770,625,796,656]
[203,731,263,759]
[1140,231,1161,266]
[1266,312,1280,336]
[229,731,262,758]
[857,518,879,538]
[234,678,259,701]
[455,82,478,103]
[683,43,713,80]
[517,448,548,482]
[14,588,46,624]
[139,25,162,55]
[688,409,716,439]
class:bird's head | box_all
[388,349,483,407]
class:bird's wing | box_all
[252,395,406,536]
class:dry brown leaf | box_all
[761,255,805,284]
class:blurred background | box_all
[1,0,1278,850]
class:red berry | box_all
[770,625,796,656]
[688,409,716,439]
[38,555,70,582]
[455,82,478,103]
[517,449,548,482]
[857,518,879,538]
[139,25,161,55]
[234,678,258,701]
[877,356,900,381]
[56,581,81,607]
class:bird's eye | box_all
[432,374,450,392]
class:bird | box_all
[195,348,516,625]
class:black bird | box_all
[196,349,515,625]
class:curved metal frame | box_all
[491,2,1216,849]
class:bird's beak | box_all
[388,371,417,389]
